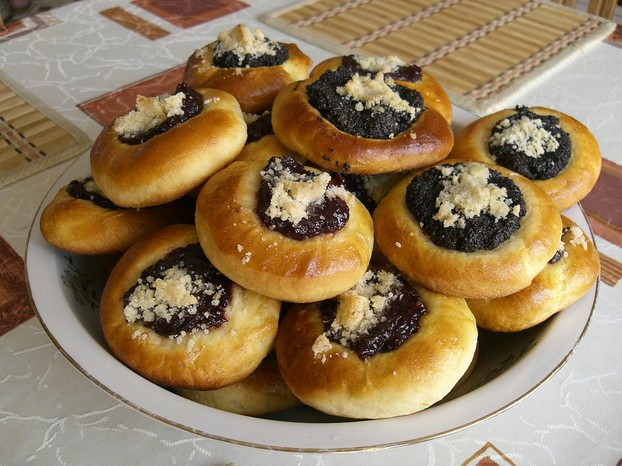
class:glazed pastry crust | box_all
[373,160,563,299]
[90,88,247,208]
[174,356,300,416]
[450,106,602,211]
[183,42,312,114]
[99,224,281,390]
[39,186,192,255]
[466,215,600,332]
[235,134,304,165]
[310,56,452,123]
[275,286,477,419]
[271,78,454,175]
[195,160,374,303]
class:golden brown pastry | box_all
[99,224,281,390]
[373,160,563,299]
[174,352,300,416]
[183,24,312,114]
[39,177,193,255]
[466,215,600,332]
[90,85,246,208]
[195,156,374,303]
[311,54,452,123]
[450,106,601,211]
[275,268,478,419]
[271,67,453,175]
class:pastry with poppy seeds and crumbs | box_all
[450,106,601,211]
[99,224,281,390]
[271,66,453,175]
[184,24,312,114]
[373,160,563,299]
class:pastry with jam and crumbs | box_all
[99,224,281,390]
[194,156,374,303]
[311,54,452,123]
[271,64,453,175]
[183,24,313,114]
[466,215,600,332]
[373,160,563,299]
[39,177,193,255]
[450,106,602,211]
[90,84,247,208]
[275,268,477,419]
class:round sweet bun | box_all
[271,76,454,175]
[275,285,477,419]
[373,160,563,299]
[90,87,247,208]
[174,354,300,416]
[450,106,601,211]
[99,224,281,390]
[195,159,374,303]
[183,26,312,114]
[466,215,600,332]
[39,183,193,255]
[310,55,452,123]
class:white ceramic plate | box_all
[26,107,598,452]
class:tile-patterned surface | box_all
[132,0,249,28]
[100,6,170,40]
[0,235,32,336]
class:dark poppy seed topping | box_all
[306,68,423,140]
[406,162,526,252]
[488,106,572,180]
[66,177,121,210]
[212,24,288,68]
[341,54,423,83]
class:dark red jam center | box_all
[66,177,121,210]
[488,106,572,180]
[322,272,428,360]
[213,41,288,68]
[341,54,423,83]
[256,157,349,241]
[406,163,526,252]
[119,83,204,145]
[246,111,274,143]
[549,226,571,264]
[123,243,230,338]
[306,67,423,140]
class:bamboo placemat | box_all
[0,70,91,188]
[263,0,616,114]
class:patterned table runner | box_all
[0,236,33,336]
[263,0,616,114]
[0,71,91,189]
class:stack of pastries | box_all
[39,23,601,420]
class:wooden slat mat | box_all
[0,71,91,189]
[263,0,616,114]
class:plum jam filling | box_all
[319,269,427,360]
[488,106,571,180]
[123,243,230,339]
[116,83,204,146]
[256,156,349,241]
[66,177,121,210]
[406,162,526,252]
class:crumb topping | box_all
[336,73,418,116]
[214,24,277,66]
[113,92,186,138]
[261,157,338,225]
[568,225,588,250]
[490,114,560,158]
[312,270,403,361]
[434,163,520,228]
[352,55,405,74]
